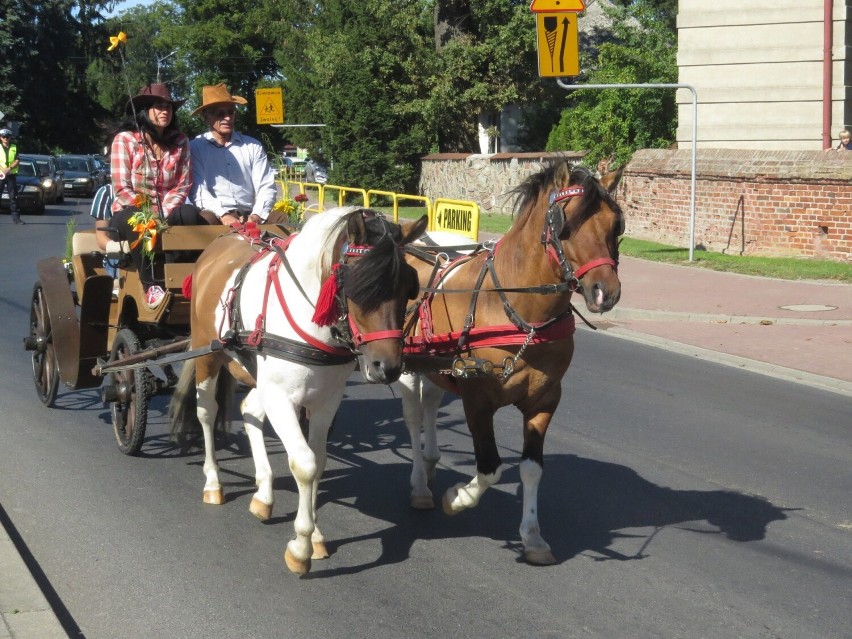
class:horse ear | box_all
[555,161,573,185]
[346,209,370,244]
[600,165,625,194]
[400,215,428,245]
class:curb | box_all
[605,307,852,327]
[589,324,852,398]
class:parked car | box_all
[93,155,110,181]
[19,154,64,204]
[304,158,328,184]
[57,154,107,197]
[0,159,46,215]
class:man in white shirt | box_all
[189,83,278,226]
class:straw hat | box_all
[125,83,186,115]
[192,83,248,116]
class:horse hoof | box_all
[284,548,311,575]
[203,489,224,505]
[442,492,461,516]
[411,495,435,510]
[312,541,329,560]
[249,498,272,521]
[524,548,557,565]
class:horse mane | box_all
[314,206,407,312]
[511,161,623,235]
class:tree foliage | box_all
[1,0,679,184]
[546,0,678,167]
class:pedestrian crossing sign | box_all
[255,88,284,125]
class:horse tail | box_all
[169,359,200,453]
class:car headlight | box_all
[42,178,53,188]
[22,185,40,192]
[75,177,92,184]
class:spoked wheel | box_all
[108,328,152,456]
[28,282,60,407]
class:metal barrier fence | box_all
[281,179,481,240]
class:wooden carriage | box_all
[24,223,291,455]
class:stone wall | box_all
[419,151,585,214]
[621,149,852,261]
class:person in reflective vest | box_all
[0,128,22,224]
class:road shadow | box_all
[275,392,790,578]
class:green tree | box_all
[270,0,437,192]
[546,0,678,167]
[1,0,115,153]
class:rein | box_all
[222,216,403,365]
[403,181,618,372]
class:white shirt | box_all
[189,130,277,220]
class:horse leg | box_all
[241,389,273,521]
[399,373,443,509]
[443,393,503,515]
[305,400,339,560]
[518,394,560,566]
[263,397,321,575]
[197,372,224,505]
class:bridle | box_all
[334,241,406,350]
[540,185,619,290]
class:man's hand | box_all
[220,212,240,226]
[248,214,263,225]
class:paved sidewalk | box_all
[2,251,850,639]
[597,256,852,396]
[0,523,67,638]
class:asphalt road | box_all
[1,202,850,639]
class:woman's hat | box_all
[192,83,248,116]
[125,83,186,115]
[0,128,12,137]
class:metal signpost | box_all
[530,0,700,261]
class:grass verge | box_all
[477,212,851,283]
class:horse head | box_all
[333,209,428,383]
[543,161,624,313]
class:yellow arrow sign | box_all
[255,88,284,125]
[529,0,585,12]
[536,13,579,77]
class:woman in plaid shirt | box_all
[107,83,205,309]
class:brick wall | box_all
[621,149,852,261]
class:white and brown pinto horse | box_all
[399,161,624,565]
[170,206,427,575]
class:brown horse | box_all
[170,207,427,574]
[399,161,624,564]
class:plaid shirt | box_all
[110,130,191,218]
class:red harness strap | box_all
[403,313,575,356]
[267,253,353,357]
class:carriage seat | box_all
[71,229,102,256]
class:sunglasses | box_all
[211,107,236,119]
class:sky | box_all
[107,0,150,17]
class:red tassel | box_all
[182,274,193,299]
[312,264,341,326]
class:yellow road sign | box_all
[529,0,585,11]
[536,13,579,78]
[255,88,284,125]
[432,199,480,241]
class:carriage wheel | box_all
[29,282,60,407]
[108,328,151,456]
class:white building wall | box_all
[677,0,850,150]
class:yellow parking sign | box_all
[255,88,284,125]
